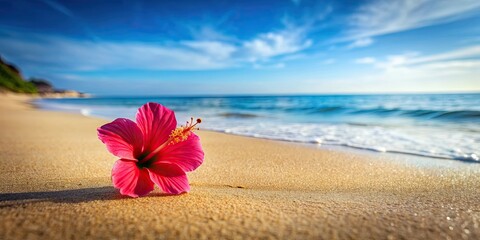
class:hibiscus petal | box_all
[157,133,204,172]
[147,162,190,194]
[111,159,154,197]
[97,118,143,160]
[136,102,177,152]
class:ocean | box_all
[36,93,480,162]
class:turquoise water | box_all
[36,93,480,162]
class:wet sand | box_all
[0,93,479,239]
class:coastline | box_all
[1,93,479,239]
[33,94,480,162]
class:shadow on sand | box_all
[0,186,122,206]
[0,187,182,207]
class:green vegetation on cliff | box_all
[0,57,37,93]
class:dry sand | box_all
[0,93,479,239]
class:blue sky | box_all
[0,0,479,95]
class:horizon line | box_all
[84,90,480,98]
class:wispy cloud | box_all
[347,38,374,49]
[189,25,235,42]
[356,45,480,82]
[409,45,480,65]
[347,0,480,40]
[342,45,480,93]
[253,62,286,69]
[41,0,75,18]
[358,45,480,68]
[39,0,97,40]
[242,28,312,62]
[0,24,314,75]
[0,34,232,72]
[3,0,325,75]
[355,57,376,64]
[182,40,237,60]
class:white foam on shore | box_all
[208,122,479,162]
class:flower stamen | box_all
[142,117,201,162]
[169,117,201,145]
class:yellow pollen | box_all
[168,117,201,145]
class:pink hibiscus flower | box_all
[97,102,204,197]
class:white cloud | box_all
[374,52,419,71]
[0,35,232,72]
[355,57,376,64]
[365,46,480,70]
[182,40,237,60]
[332,46,480,93]
[243,29,312,62]
[359,59,480,93]
[189,26,234,42]
[0,24,314,74]
[410,45,480,64]
[419,60,480,73]
[348,0,480,39]
[253,62,286,69]
[347,38,374,49]
[356,45,480,84]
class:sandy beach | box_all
[0,93,479,239]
